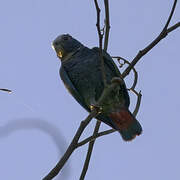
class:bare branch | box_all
[79,1,111,179]
[167,22,180,33]
[79,121,101,180]
[103,0,110,51]
[79,2,105,179]
[112,56,138,90]
[94,0,102,40]
[122,0,178,78]
[77,128,116,147]
[112,56,142,117]
[131,68,138,90]
[43,109,99,180]
[130,89,142,117]
[163,0,177,30]
[94,0,107,87]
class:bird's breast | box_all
[63,54,104,105]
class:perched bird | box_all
[52,34,142,141]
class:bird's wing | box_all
[60,66,90,112]
[92,47,121,77]
[92,47,130,107]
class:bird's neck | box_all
[62,45,84,62]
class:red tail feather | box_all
[109,109,134,131]
[109,108,142,141]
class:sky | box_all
[0,0,179,180]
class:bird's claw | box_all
[90,104,102,114]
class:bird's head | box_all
[52,34,83,61]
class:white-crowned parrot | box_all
[52,34,142,141]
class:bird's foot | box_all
[90,104,102,114]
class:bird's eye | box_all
[63,36,69,41]
[55,42,59,46]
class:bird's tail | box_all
[109,108,142,141]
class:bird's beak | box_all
[57,51,63,58]
[51,43,63,59]
[51,43,55,51]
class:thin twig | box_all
[79,121,101,180]
[113,56,142,116]
[163,0,177,30]
[77,129,116,147]
[113,56,142,117]
[131,89,142,117]
[112,56,138,90]
[122,0,178,78]
[167,22,180,33]
[94,0,107,87]
[103,0,110,51]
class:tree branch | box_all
[113,57,142,117]
[131,89,142,117]
[112,56,138,90]
[77,128,116,147]
[43,109,99,180]
[94,0,107,87]
[43,79,122,180]
[79,1,111,179]
[103,0,110,51]
[167,22,180,33]
[122,0,179,79]
[79,1,105,179]
[79,120,101,180]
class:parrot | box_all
[52,34,142,141]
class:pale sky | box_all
[0,0,179,179]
